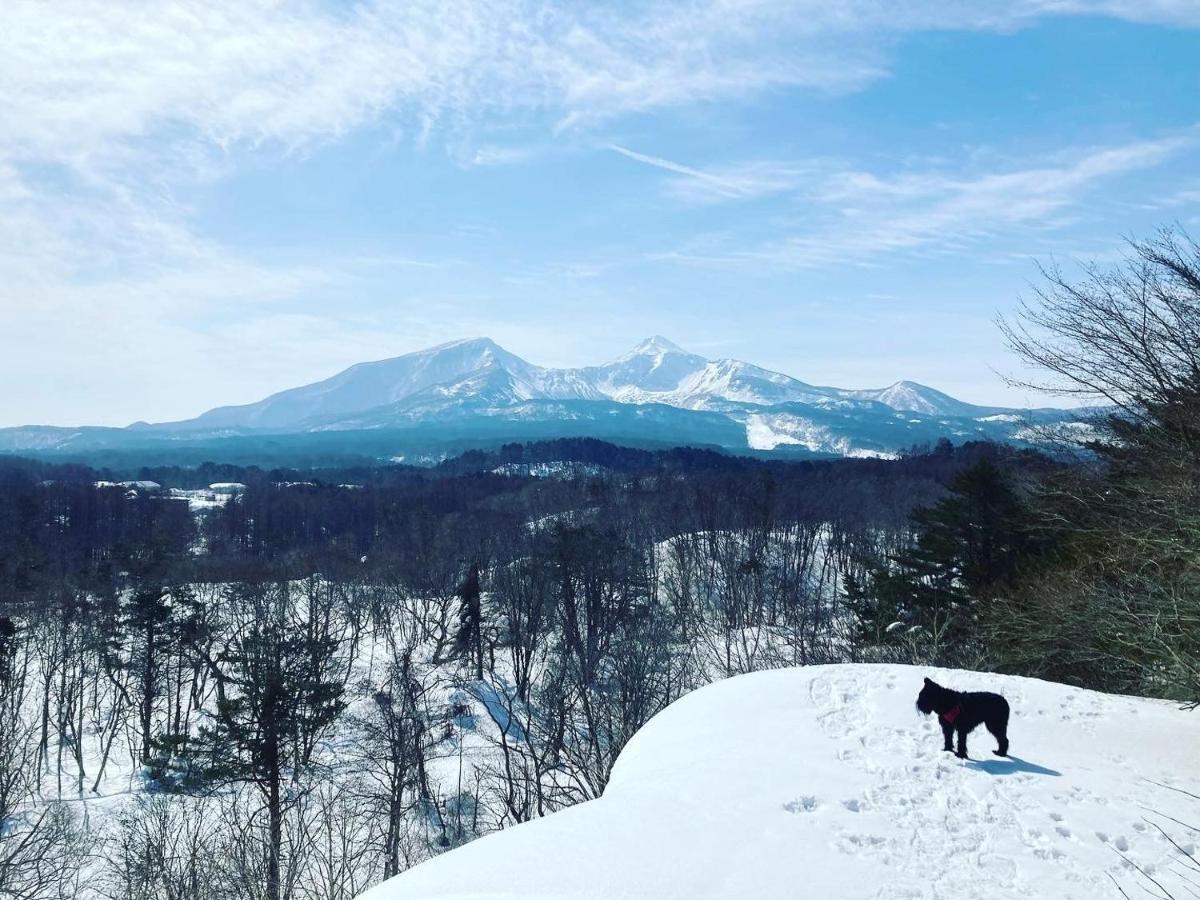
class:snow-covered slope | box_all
[360,664,1200,900]
[155,337,604,431]
[584,337,829,409]
[840,380,997,417]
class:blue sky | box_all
[2,1,1199,426]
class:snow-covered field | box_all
[361,664,1200,900]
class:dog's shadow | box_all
[967,755,1062,777]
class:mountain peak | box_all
[631,335,688,356]
[852,379,979,417]
[424,336,502,354]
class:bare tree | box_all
[0,628,87,899]
[995,227,1200,702]
[99,795,229,900]
[347,648,443,879]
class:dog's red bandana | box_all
[940,705,962,725]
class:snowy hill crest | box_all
[360,665,1200,900]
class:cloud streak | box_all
[654,134,1195,269]
[609,145,816,203]
[7,1,1197,169]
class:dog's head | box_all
[915,677,944,715]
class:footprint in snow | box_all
[834,832,888,856]
[842,798,865,812]
[1114,836,1130,851]
[783,796,820,814]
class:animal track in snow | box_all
[783,796,820,814]
[1033,846,1068,861]
[834,831,888,855]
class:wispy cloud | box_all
[467,145,540,167]
[8,1,1196,170]
[609,145,815,203]
[656,135,1195,269]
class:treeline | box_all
[0,479,194,603]
[0,437,1032,588]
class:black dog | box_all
[915,677,1009,759]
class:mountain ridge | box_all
[0,338,1086,460]
[150,336,1024,433]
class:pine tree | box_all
[125,586,172,764]
[455,563,484,681]
[193,583,347,900]
[850,458,1037,662]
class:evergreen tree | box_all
[125,586,172,764]
[849,458,1037,662]
[455,563,484,681]
[192,583,348,900]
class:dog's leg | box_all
[986,712,1010,756]
[941,721,954,752]
[955,729,968,759]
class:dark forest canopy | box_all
[0,437,1055,627]
[0,434,1051,487]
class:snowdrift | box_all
[359,664,1200,900]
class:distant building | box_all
[209,482,247,495]
[119,480,162,492]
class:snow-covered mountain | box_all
[0,337,1083,459]
[840,380,992,417]
[150,335,1014,432]
[154,340,1041,432]
[155,338,596,431]
[573,336,824,409]
[359,664,1200,900]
